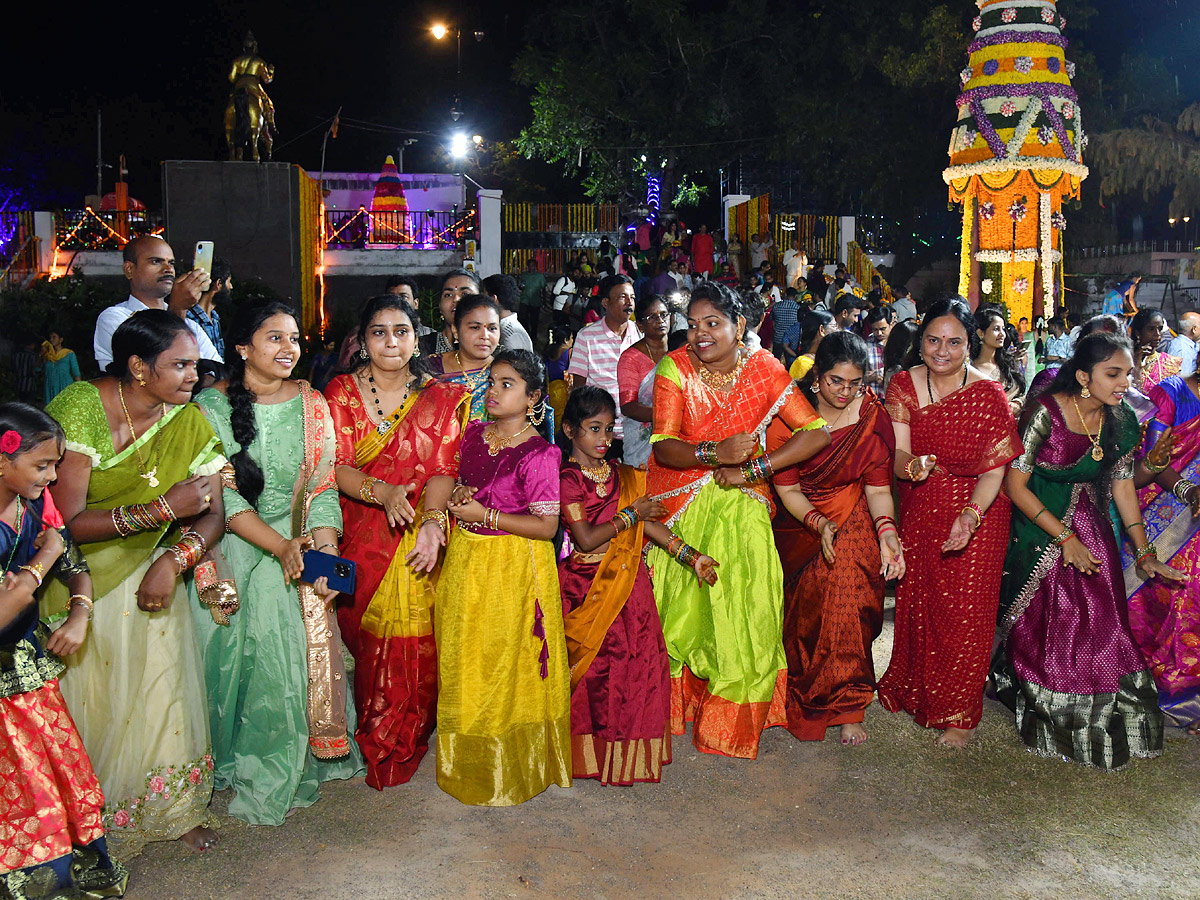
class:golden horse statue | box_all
[224,32,276,162]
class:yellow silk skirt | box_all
[434,529,572,806]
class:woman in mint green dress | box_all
[193,300,363,825]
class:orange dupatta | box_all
[563,466,646,691]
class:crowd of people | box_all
[4,230,1200,899]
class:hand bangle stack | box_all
[1144,457,1170,475]
[170,528,208,574]
[904,457,922,481]
[420,510,449,534]
[611,505,640,535]
[1052,527,1075,546]
[1135,541,1159,567]
[873,514,898,540]
[18,562,45,587]
[1173,479,1197,503]
[359,477,380,505]
[483,508,501,530]
[802,510,826,533]
[69,594,94,621]
[695,441,720,467]
[740,455,774,484]
[962,502,984,530]
[666,535,700,568]
[112,499,174,537]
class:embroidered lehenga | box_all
[647,347,823,758]
[995,397,1163,770]
[435,422,571,806]
[559,463,671,783]
[194,384,363,825]
[46,382,224,853]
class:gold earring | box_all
[413,344,421,358]
[528,400,546,427]
[1080,386,1091,399]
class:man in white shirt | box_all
[782,239,807,289]
[891,286,918,324]
[484,273,534,352]
[551,266,581,328]
[94,236,222,371]
[749,232,774,270]
[568,274,642,458]
[1168,310,1200,376]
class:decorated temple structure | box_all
[944,0,1087,321]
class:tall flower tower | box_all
[944,0,1087,322]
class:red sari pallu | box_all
[770,391,896,739]
[325,375,469,789]
[877,373,1022,731]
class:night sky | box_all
[2,0,1196,211]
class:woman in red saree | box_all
[325,296,469,789]
[649,283,829,758]
[770,332,904,745]
[878,300,1022,748]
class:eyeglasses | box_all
[822,374,865,394]
[639,312,672,322]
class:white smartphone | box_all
[193,240,214,276]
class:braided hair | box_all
[226,299,297,508]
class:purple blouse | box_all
[457,421,562,534]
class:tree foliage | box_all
[1091,102,1200,218]
[514,0,966,214]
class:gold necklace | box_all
[455,351,490,395]
[570,457,612,498]
[697,350,745,390]
[483,421,532,456]
[1071,395,1104,461]
[117,381,165,487]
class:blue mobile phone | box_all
[301,550,356,595]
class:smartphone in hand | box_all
[193,241,214,276]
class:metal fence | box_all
[502,203,619,234]
[54,208,163,251]
[322,208,472,249]
[1075,240,1195,259]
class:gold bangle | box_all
[420,510,449,533]
[18,563,44,587]
[359,477,380,505]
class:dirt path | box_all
[122,616,1200,900]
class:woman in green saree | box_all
[193,300,363,825]
[46,310,227,854]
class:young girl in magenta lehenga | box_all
[438,350,571,805]
[996,333,1182,770]
[558,387,717,784]
[0,404,128,899]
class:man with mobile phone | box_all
[94,236,223,370]
[186,257,231,361]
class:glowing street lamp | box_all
[431,23,448,40]
[450,132,469,159]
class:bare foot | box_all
[1188,719,1200,736]
[934,727,972,749]
[180,825,219,852]
[840,723,868,746]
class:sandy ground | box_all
[122,612,1200,900]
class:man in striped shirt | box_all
[568,274,642,458]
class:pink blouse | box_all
[456,421,562,534]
